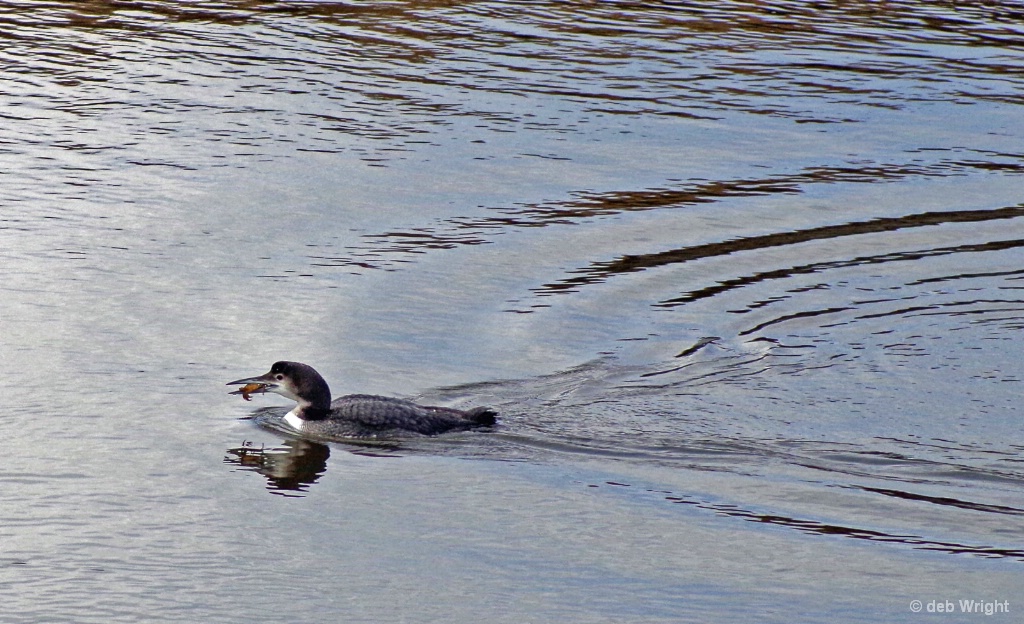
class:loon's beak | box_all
[226,372,278,395]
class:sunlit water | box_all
[1,2,1022,622]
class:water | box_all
[1,1,1022,622]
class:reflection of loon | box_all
[227,361,497,438]
[226,439,331,494]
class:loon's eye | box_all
[276,374,284,381]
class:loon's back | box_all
[301,394,496,438]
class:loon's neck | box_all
[283,403,331,430]
[283,408,305,431]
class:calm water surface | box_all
[1,2,1022,622]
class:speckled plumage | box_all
[229,361,497,438]
[295,394,495,437]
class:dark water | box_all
[1,2,1022,622]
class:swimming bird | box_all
[227,361,497,438]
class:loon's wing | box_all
[330,394,495,435]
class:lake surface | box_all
[1,1,1022,622]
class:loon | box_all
[227,361,497,438]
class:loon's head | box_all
[227,361,333,415]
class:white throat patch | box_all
[283,409,305,431]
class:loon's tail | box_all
[466,406,498,426]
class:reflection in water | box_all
[225,439,331,496]
[226,409,409,495]
[583,479,1024,561]
[854,485,1024,518]
[325,155,1024,272]
[537,206,1024,298]
[6,0,1024,218]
